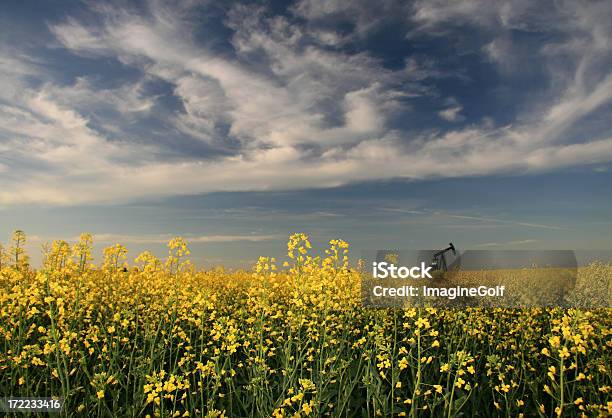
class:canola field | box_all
[0,231,611,417]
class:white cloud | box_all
[410,0,544,32]
[49,17,112,56]
[438,106,463,122]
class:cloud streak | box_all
[475,239,538,247]
[27,233,280,245]
[445,214,563,231]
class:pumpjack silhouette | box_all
[430,243,456,272]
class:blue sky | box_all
[1,0,611,267]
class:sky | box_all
[0,0,611,267]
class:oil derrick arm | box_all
[431,243,456,272]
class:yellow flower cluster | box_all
[0,231,610,417]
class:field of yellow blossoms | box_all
[0,231,610,417]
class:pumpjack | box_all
[430,243,456,272]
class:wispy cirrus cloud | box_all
[0,0,611,206]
